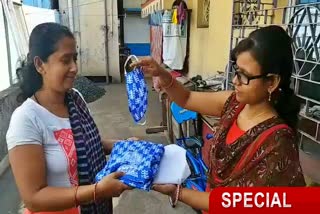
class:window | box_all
[0,1,28,91]
[229,0,320,146]
[7,24,19,85]
[298,0,320,3]
[23,0,52,9]
[0,2,10,91]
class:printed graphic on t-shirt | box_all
[54,129,79,186]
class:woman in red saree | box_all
[132,25,306,212]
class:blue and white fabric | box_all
[95,140,165,191]
[149,11,163,26]
[124,55,148,125]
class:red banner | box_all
[210,187,320,214]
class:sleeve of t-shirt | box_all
[6,107,43,150]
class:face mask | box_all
[124,55,148,125]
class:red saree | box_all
[207,93,305,188]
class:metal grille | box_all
[228,0,320,146]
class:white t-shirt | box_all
[6,98,79,187]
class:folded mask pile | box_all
[95,140,165,191]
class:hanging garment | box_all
[178,2,187,24]
[149,11,163,26]
[162,10,188,70]
[124,55,148,125]
[150,26,163,92]
[172,9,178,24]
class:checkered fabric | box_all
[95,140,165,191]
[67,89,112,214]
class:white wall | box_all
[0,2,10,91]
[77,0,108,77]
[106,0,121,82]
[0,1,27,90]
[23,5,60,33]
[124,14,150,44]
[58,0,121,82]
[0,2,60,92]
[7,25,19,85]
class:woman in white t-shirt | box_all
[6,23,131,214]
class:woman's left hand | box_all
[152,184,177,196]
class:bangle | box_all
[162,74,174,90]
[178,185,183,201]
[169,185,181,208]
[74,186,79,207]
[175,185,181,204]
[93,183,98,203]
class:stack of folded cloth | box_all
[95,140,165,191]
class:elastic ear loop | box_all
[135,114,147,126]
[124,55,147,126]
[124,55,140,75]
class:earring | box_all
[268,91,272,102]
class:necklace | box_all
[239,109,274,122]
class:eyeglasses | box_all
[232,63,267,85]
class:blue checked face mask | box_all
[124,55,148,125]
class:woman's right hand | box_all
[97,171,131,198]
[131,57,164,77]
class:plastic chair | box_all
[170,102,208,192]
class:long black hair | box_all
[17,22,74,99]
[231,25,300,129]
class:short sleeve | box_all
[6,107,43,150]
